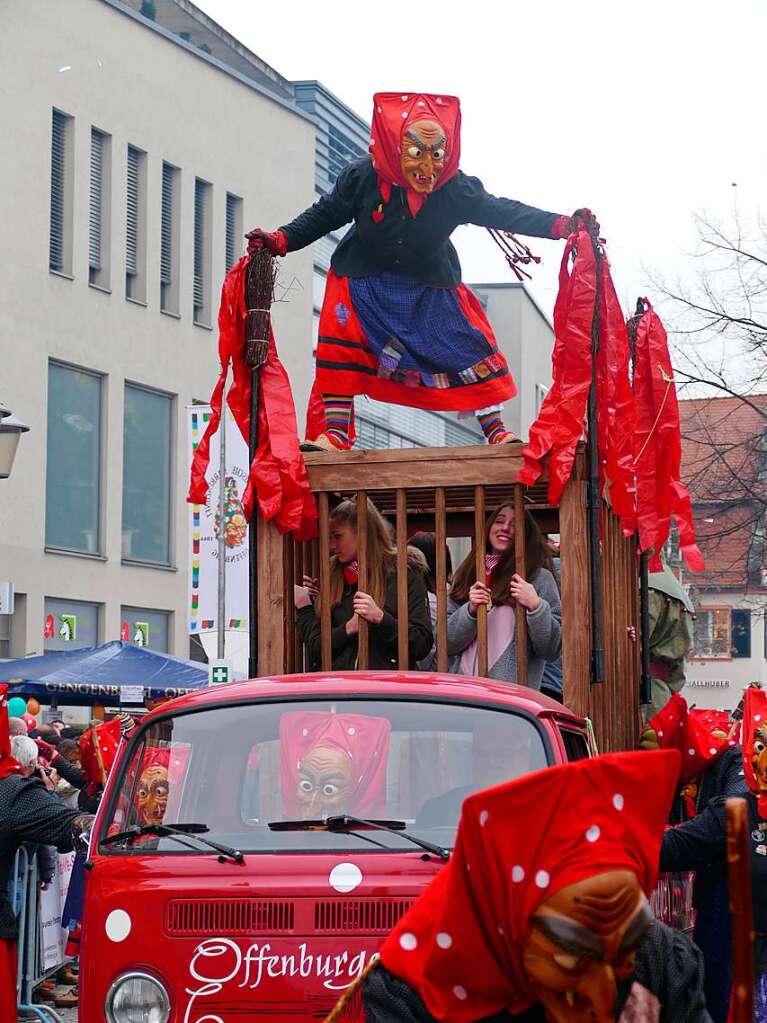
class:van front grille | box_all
[313,899,414,934]
[165,898,295,936]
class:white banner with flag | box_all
[187,405,250,634]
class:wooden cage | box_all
[256,442,640,752]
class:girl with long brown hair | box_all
[447,504,560,688]
[295,497,433,671]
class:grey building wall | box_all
[0,0,315,660]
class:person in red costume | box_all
[247,92,597,451]
[326,749,710,1023]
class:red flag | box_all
[188,257,317,541]
[632,301,703,572]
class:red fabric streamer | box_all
[79,718,122,786]
[188,257,317,541]
[370,92,461,217]
[647,693,735,786]
[0,686,23,781]
[379,750,680,1022]
[742,686,767,820]
[518,230,597,503]
[632,301,703,572]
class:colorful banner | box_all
[187,405,249,634]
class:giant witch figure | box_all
[247,92,594,450]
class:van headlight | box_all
[105,972,170,1023]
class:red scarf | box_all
[742,686,767,819]
[632,301,703,571]
[380,749,680,1021]
[370,92,461,217]
[0,686,23,780]
[188,257,317,540]
[647,693,735,788]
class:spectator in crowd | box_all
[448,505,561,688]
[8,718,26,738]
[295,497,433,670]
[407,532,453,671]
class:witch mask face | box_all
[521,870,653,1023]
[400,119,447,194]
[297,745,352,818]
[752,726,767,793]
[136,765,169,825]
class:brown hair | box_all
[450,504,554,606]
[319,497,397,613]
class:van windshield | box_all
[102,699,549,855]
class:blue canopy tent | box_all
[0,640,209,706]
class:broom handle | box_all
[726,796,755,1023]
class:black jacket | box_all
[53,755,102,813]
[296,564,433,671]
[363,921,711,1023]
[661,792,767,969]
[280,157,560,287]
[0,775,80,938]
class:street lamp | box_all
[0,407,30,480]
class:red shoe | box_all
[300,432,351,453]
[488,430,520,445]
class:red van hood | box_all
[81,850,441,1022]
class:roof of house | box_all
[679,394,767,590]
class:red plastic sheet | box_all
[519,230,635,537]
[632,301,703,571]
[188,257,317,541]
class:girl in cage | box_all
[294,497,432,670]
[447,504,561,688]
[246,91,596,451]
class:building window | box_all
[731,609,751,658]
[120,606,170,652]
[49,108,74,275]
[225,192,242,270]
[0,615,10,660]
[193,178,212,324]
[126,145,147,302]
[44,597,100,651]
[326,125,365,183]
[690,607,731,660]
[160,161,180,314]
[122,383,173,565]
[88,128,111,288]
[45,362,102,554]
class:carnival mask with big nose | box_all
[400,119,447,194]
[521,870,654,1023]
[136,765,170,825]
[752,726,767,793]
[297,745,352,818]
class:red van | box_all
[79,671,684,1022]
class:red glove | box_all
[550,208,601,240]
[245,228,289,257]
[34,738,56,760]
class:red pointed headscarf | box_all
[370,92,461,217]
[647,693,736,785]
[742,686,767,819]
[0,685,23,781]
[379,749,680,1022]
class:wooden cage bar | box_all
[356,490,370,669]
[256,443,641,753]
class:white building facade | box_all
[0,0,315,660]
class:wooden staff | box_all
[244,248,276,679]
[726,796,755,1023]
[90,721,107,786]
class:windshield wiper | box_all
[101,822,244,864]
[268,815,450,862]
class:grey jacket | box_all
[446,567,561,690]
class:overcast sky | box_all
[200,0,766,324]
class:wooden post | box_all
[514,484,528,685]
[396,489,409,669]
[435,487,448,673]
[474,486,488,677]
[256,517,287,675]
[356,491,369,669]
[318,493,332,672]
[560,473,591,720]
[726,797,755,1023]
